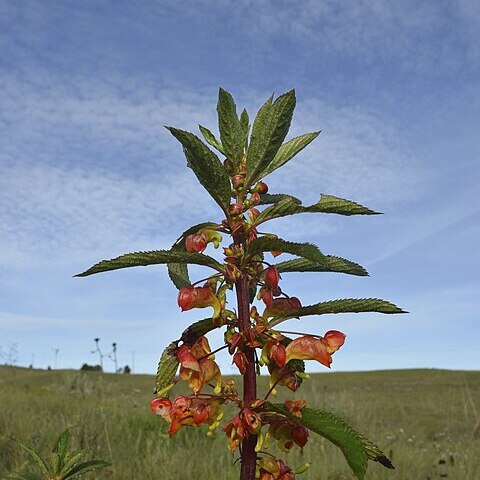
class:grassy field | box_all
[0,366,478,480]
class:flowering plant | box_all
[77,89,404,479]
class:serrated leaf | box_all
[167,222,219,289]
[167,127,231,211]
[75,250,223,277]
[356,433,394,469]
[179,317,217,345]
[239,108,250,150]
[54,429,70,461]
[154,342,179,398]
[258,193,301,205]
[275,256,368,277]
[256,194,380,225]
[12,439,50,476]
[217,88,243,165]
[63,460,110,479]
[246,90,296,185]
[266,403,368,480]
[260,131,320,178]
[199,125,226,156]
[248,237,325,263]
[269,298,407,326]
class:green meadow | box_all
[0,366,478,480]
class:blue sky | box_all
[1,0,479,374]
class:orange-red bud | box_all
[229,203,243,215]
[185,232,207,253]
[256,181,268,194]
[232,175,245,188]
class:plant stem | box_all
[235,274,257,480]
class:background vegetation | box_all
[1,366,478,480]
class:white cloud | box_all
[0,71,417,270]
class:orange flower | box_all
[177,285,221,318]
[284,399,306,418]
[223,414,246,452]
[284,332,346,368]
[177,337,222,393]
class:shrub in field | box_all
[77,89,405,479]
[7,429,109,480]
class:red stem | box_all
[235,256,257,480]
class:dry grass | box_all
[0,366,478,479]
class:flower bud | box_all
[185,232,207,253]
[229,203,243,216]
[223,159,234,174]
[256,181,268,194]
[232,175,245,188]
[250,191,260,206]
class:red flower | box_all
[185,232,207,253]
[232,350,247,374]
[177,285,221,318]
[270,342,287,368]
[264,266,280,289]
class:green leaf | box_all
[167,222,219,289]
[179,317,217,345]
[154,342,178,398]
[63,460,110,479]
[246,90,296,185]
[248,237,325,263]
[75,250,223,277]
[239,108,250,150]
[60,451,86,477]
[53,429,70,461]
[267,404,368,479]
[51,452,61,475]
[256,194,380,225]
[275,256,368,277]
[12,439,50,476]
[260,131,320,178]
[356,433,394,469]
[5,473,44,480]
[199,125,226,156]
[269,298,407,326]
[167,127,231,211]
[217,88,243,164]
[258,193,301,205]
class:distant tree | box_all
[0,342,19,366]
[80,363,103,372]
[123,365,131,374]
